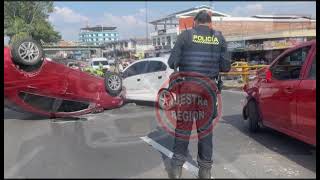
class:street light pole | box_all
[145,1,149,58]
[113,41,121,73]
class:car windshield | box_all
[93,61,108,66]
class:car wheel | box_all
[247,100,260,132]
[158,88,175,110]
[11,38,44,66]
[104,72,122,97]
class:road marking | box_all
[140,136,211,178]
[5,146,44,178]
[222,90,246,95]
[141,136,248,179]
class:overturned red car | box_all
[4,38,125,118]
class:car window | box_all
[308,54,316,79]
[123,61,148,78]
[19,92,55,112]
[57,99,90,112]
[146,61,167,73]
[271,46,311,80]
[93,61,108,66]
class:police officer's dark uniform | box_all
[167,10,231,179]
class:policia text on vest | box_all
[192,34,220,45]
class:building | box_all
[102,39,135,58]
[56,40,79,46]
[149,5,316,63]
[79,25,119,45]
[43,40,103,60]
[149,5,229,52]
[133,38,154,58]
[102,38,154,59]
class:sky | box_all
[10,1,319,42]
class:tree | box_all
[4,1,61,44]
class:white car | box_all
[67,62,80,69]
[122,57,173,102]
[90,58,110,70]
[107,58,116,65]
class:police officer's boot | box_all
[168,165,182,179]
[198,167,211,179]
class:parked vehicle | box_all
[90,57,110,70]
[107,58,116,65]
[121,57,173,102]
[242,40,316,146]
[231,61,249,72]
[4,38,125,118]
[67,62,80,70]
[223,61,248,80]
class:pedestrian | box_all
[167,10,231,179]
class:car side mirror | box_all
[257,68,272,83]
[265,68,272,83]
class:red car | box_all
[4,38,125,118]
[242,40,316,146]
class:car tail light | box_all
[265,68,272,82]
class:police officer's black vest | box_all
[179,28,222,78]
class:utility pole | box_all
[145,1,149,58]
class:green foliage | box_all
[83,65,105,77]
[9,32,31,45]
[4,1,61,44]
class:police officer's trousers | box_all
[171,77,216,169]
[171,119,214,168]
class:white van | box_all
[90,58,110,70]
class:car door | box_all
[296,47,316,145]
[258,45,312,131]
[122,61,149,100]
[143,60,169,101]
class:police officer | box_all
[167,10,231,178]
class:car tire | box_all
[104,72,122,97]
[157,88,175,110]
[247,100,260,133]
[11,38,44,66]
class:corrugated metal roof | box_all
[149,5,230,24]
[80,26,117,31]
[252,15,313,19]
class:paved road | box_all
[4,91,316,178]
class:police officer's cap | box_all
[194,10,212,24]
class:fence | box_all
[220,65,268,88]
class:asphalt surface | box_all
[4,90,316,178]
